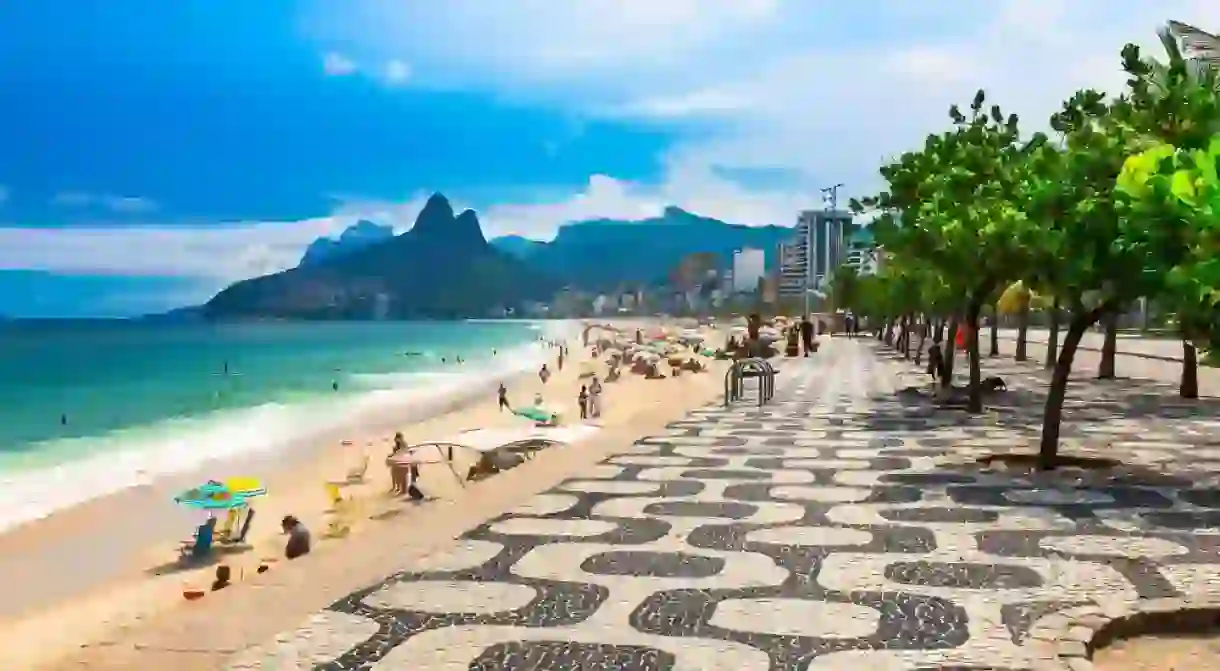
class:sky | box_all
[0,0,1217,317]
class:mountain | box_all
[204,194,557,320]
[489,234,547,260]
[490,206,792,291]
[299,219,395,267]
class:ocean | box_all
[0,319,567,532]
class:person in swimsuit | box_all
[498,383,510,411]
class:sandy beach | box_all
[0,318,731,670]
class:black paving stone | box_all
[882,472,978,486]
[642,501,758,519]
[880,507,1000,524]
[679,468,773,480]
[469,641,676,671]
[884,561,1043,589]
[1142,510,1220,530]
[581,551,726,578]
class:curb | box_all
[1026,597,1220,669]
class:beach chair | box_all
[214,509,239,542]
[345,454,369,483]
[179,521,216,560]
[325,482,344,508]
[225,509,256,545]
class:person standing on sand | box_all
[589,376,603,418]
[558,349,565,372]
[539,364,551,384]
[498,383,510,411]
[578,385,589,419]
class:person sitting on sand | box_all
[281,515,311,560]
[211,565,232,591]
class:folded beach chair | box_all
[513,406,559,426]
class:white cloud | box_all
[322,51,358,76]
[382,59,411,84]
[310,0,1220,200]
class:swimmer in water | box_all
[60,413,68,426]
[332,380,339,391]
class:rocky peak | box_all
[410,193,458,239]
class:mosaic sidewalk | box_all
[226,340,1220,670]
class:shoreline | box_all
[0,322,562,535]
[2,318,705,670]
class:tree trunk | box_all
[1039,317,1090,468]
[1181,336,1199,399]
[1097,309,1118,379]
[903,314,914,359]
[989,313,1000,357]
[942,318,959,388]
[884,320,895,346]
[914,321,927,366]
[935,319,946,344]
[1015,302,1029,361]
[966,303,984,413]
[1044,299,1060,370]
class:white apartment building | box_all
[731,247,766,293]
[778,209,853,296]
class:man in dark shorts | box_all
[799,315,815,356]
[497,383,510,412]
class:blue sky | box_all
[0,0,1214,316]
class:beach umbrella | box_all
[173,485,248,510]
[223,476,267,498]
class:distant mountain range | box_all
[198,197,798,320]
[299,219,395,267]
[488,206,792,291]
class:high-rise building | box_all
[731,248,766,293]
[777,209,853,296]
[843,227,879,275]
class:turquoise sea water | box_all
[0,320,555,530]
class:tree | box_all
[828,264,862,314]
[1117,136,1220,399]
[1116,30,1220,395]
[856,90,1045,412]
[1021,81,1190,466]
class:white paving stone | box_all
[559,479,659,494]
[771,485,873,503]
[364,580,537,614]
[489,517,618,537]
[409,539,503,573]
[1038,534,1190,558]
[710,598,880,638]
[745,525,873,547]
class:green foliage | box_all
[852,91,1046,316]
